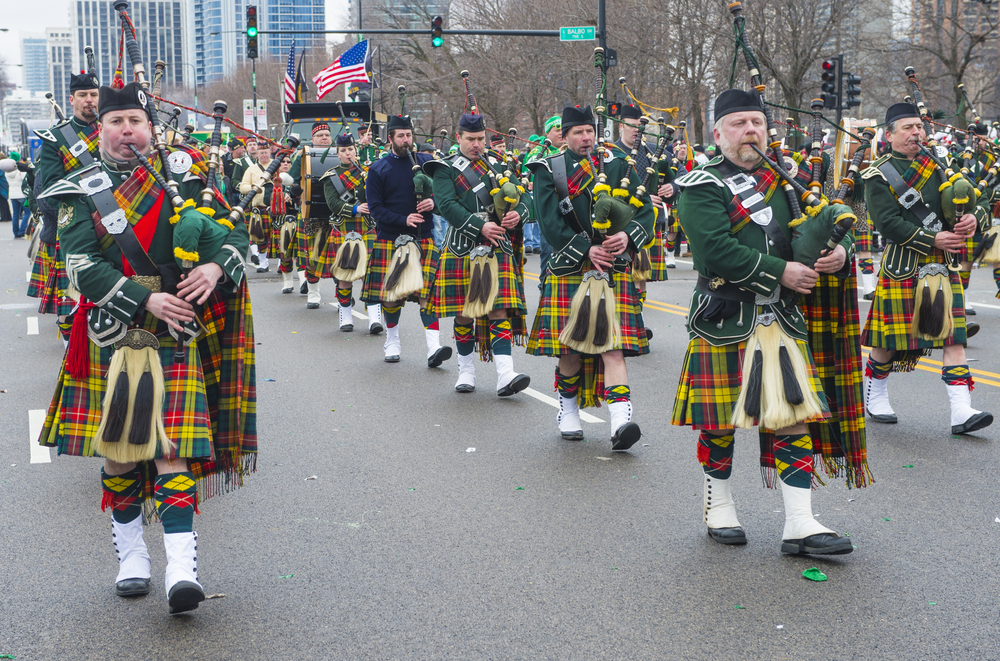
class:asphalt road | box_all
[2,234,999,660]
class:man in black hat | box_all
[612,104,678,342]
[526,105,653,451]
[424,112,531,396]
[860,102,992,436]
[362,114,451,367]
[37,81,256,614]
[31,71,103,343]
[671,88,857,556]
[957,121,994,318]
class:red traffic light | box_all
[822,60,834,70]
[432,15,443,28]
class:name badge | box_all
[742,191,765,209]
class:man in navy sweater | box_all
[362,115,452,367]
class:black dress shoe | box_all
[645,328,653,341]
[340,323,354,332]
[306,302,320,309]
[455,383,475,393]
[115,577,151,597]
[781,533,854,556]
[385,354,400,363]
[427,346,453,368]
[953,411,994,435]
[256,266,270,273]
[708,527,747,545]
[498,374,530,397]
[561,429,584,441]
[282,287,293,294]
[168,581,205,614]
[966,321,980,339]
[611,421,641,451]
[862,292,874,301]
[250,253,259,265]
[299,281,308,295]
[966,307,977,316]
[866,408,897,424]
[369,322,384,335]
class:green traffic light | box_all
[247,27,257,37]
[432,36,443,47]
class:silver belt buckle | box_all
[898,188,921,209]
[69,139,89,157]
[102,209,128,235]
[558,197,574,215]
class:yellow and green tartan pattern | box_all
[861,251,967,354]
[526,260,648,357]
[360,237,441,304]
[38,241,74,316]
[295,217,336,278]
[426,246,527,318]
[58,126,99,171]
[671,336,830,431]
[644,226,669,282]
[27,241,55,299]
[39,312,212,461]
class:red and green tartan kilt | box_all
[39,313,213,461]
[852,223,874,253]
[27,241,55,299]
[38,242,75,316]
[526,261,648,357]
[426,246,526,318]
[295,218,335,278]
[861,252,967,353]
[360,236,440,304]
[671,336,830,431]
[645,226,669,282]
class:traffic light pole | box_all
[252,58,258,133]
[835,53,843,127]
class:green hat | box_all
[448,144,459,155]
[529,134,540,143]
[10,151,20,161]
[544,115,561,134]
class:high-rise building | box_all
[259,0,325,59]
[351,0,450,29]
[21,37,49,94]
[70,1,186,90]
[46,29,74,103]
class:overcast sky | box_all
[1,0,351,89]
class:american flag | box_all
[313,40,370,101]
[283,42,297,111]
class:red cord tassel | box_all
[100,489,114,513]
[66,301,96,380]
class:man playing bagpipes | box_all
[322,132,384,334]
[32,71,102,345]
[425,111,531,397]
[525,102,652,451]
[229,136,257,205]
[287,123,338,308]
[861,103,993,435]
[362,113,451,367]
[957,121,996,319]
[37,82,257,613]
[239,140,275,274]
[610,105,678,344]
[671,89,857,555]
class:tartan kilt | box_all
[360,236,440,304]
[852,223,874,253]
[295,218,336,278]
[526,260,648,357]
[964,231,983,260]
[671,336,830,431]
[426,246,526,318]
[860,252,966,353]
[38,242,75,316]
[646,226,669,282]
[39,312,213,461]
[27,241,55,299]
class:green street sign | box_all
[560,26,596,41]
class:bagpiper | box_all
[32,71,102,343]
[525,101,652,451]
[362,112,451,367]
[37,81,257,613]
[322,132,383,334]
[860,102,993,435]
[425,110,531,396]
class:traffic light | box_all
[608,102,621,117]
[431,16,444,48]
[821,59,839,110]
[246,5,258,60]
[845,74,861,108]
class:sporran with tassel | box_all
[462,244,500,319]
[911,263,954,342]
[558,269,621,355]
[381,234,424,302]
[332,230,369,282]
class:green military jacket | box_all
[425,150,530,257]
[230,156,255,194]
[35,115,101,193]
[862,150,990,280]
[675,155,852,345]
[321,162,370,228]
[526,146,654,276]
[357,144,381,167]
[50,148,249,343]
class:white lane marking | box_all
[969,300,1000,310]
[26,317,39,335]
[352,310,369,321]
[26,271,32,282]
[29,409,51,464]
[0,303,35,310]
[522,387,604,424]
